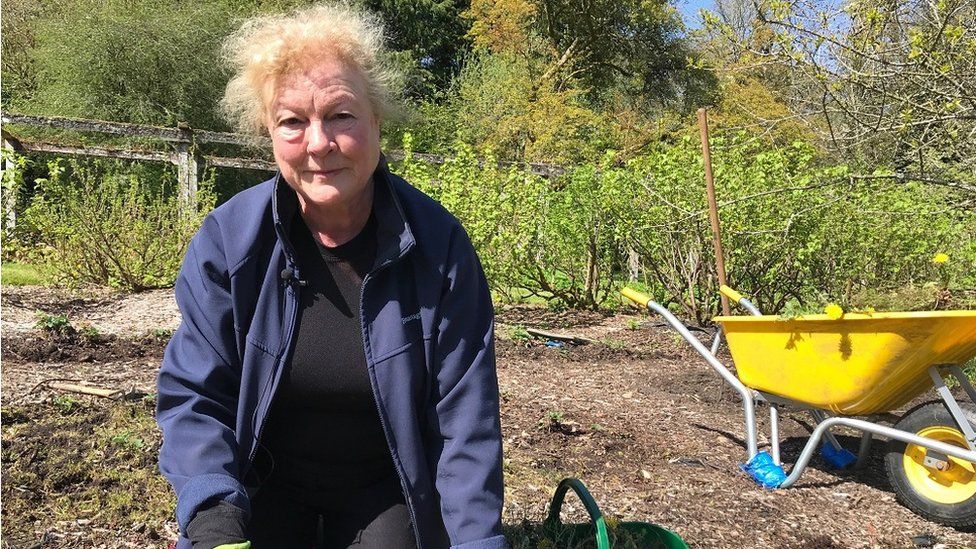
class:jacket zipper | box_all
[360,263,424,549]
[242,254,423,547]
[243,257,301,476]
[250,174,421,543]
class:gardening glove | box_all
[186,500,248,549]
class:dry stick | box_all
[524,328,595,345]
[28,377,82,395]
[697,108,731,317]
[47,382,122,399]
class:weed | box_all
[51,395,81,414]
[504,515,651,548]
[78,323,102,343]
[151,328,173,339]
[625,318,642,330]
[540,410,565,431]
[777,299,822,319]
[35,313,73,335]
[601,337,628,350]
[110,431,145,450]
[510,325,531,341]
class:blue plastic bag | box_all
[821,442,857,469]
[741,451,787,488]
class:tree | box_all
[534,0,715,110]
[362,0,473,96]
[1,0,52,109]
[448,52,611,163]
[24,0,240,128]
[467,0,717,112]
[707,0,976,199]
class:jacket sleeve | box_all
[156,215,250,536]
[428,225,508,549]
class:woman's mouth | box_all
[308,168,344,177]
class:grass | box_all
[493,286,551,307]
[1,261,52,286]
[1,397,174,540]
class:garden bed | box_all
[1,286,971,547]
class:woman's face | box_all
[267,57,380,213]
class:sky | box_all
[677,0,716,30]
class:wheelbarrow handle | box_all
[544,478,611,549]
[620,287,651,307]
[718,285,763,316]
[719,284,744,303]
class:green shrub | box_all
[20,158,214,291]
[22,0,238,128]
[35,313,72,335]
[393,132,976,317]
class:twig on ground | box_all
[44,381,123,399]
[525,328,595,345]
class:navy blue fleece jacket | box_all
[156,162,507,549]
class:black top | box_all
[188,212,400,548]
[260,211,399,491]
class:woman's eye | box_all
[279,117,303,127]
[334,112,355,121]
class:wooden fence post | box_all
[2,130,23,230]
[627,247,640,282]
[175,125,198,208]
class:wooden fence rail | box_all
[1,111,565,228]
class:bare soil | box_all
[2,286,974,548]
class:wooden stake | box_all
[697,108,731,316]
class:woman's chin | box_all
[301,189,344,208]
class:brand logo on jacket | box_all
[401,312,421,324]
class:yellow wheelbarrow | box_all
[621,286,976,529]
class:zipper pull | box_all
[280,267,307,287]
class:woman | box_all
[156,4,507,549]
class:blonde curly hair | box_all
[221,2,399,135]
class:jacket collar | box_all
[271,155,416,271]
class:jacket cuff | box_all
[451,534,510,549]
[176,473,249,534]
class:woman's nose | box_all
[306,122,336,155]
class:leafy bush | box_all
[393,132,976,317]
[35,313,72,335]
[19,157,214,291]
[402,137,625,308]
[22,0,238,128]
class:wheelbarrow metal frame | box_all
[621,287,976,488]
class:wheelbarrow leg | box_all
[929,365,976,452]
[948,365,976,405]
[810,410,844,451]
[769,403,782,465]
[643,300,759,459]
[854,432,873,469]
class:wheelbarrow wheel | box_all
[885,401,976,530]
